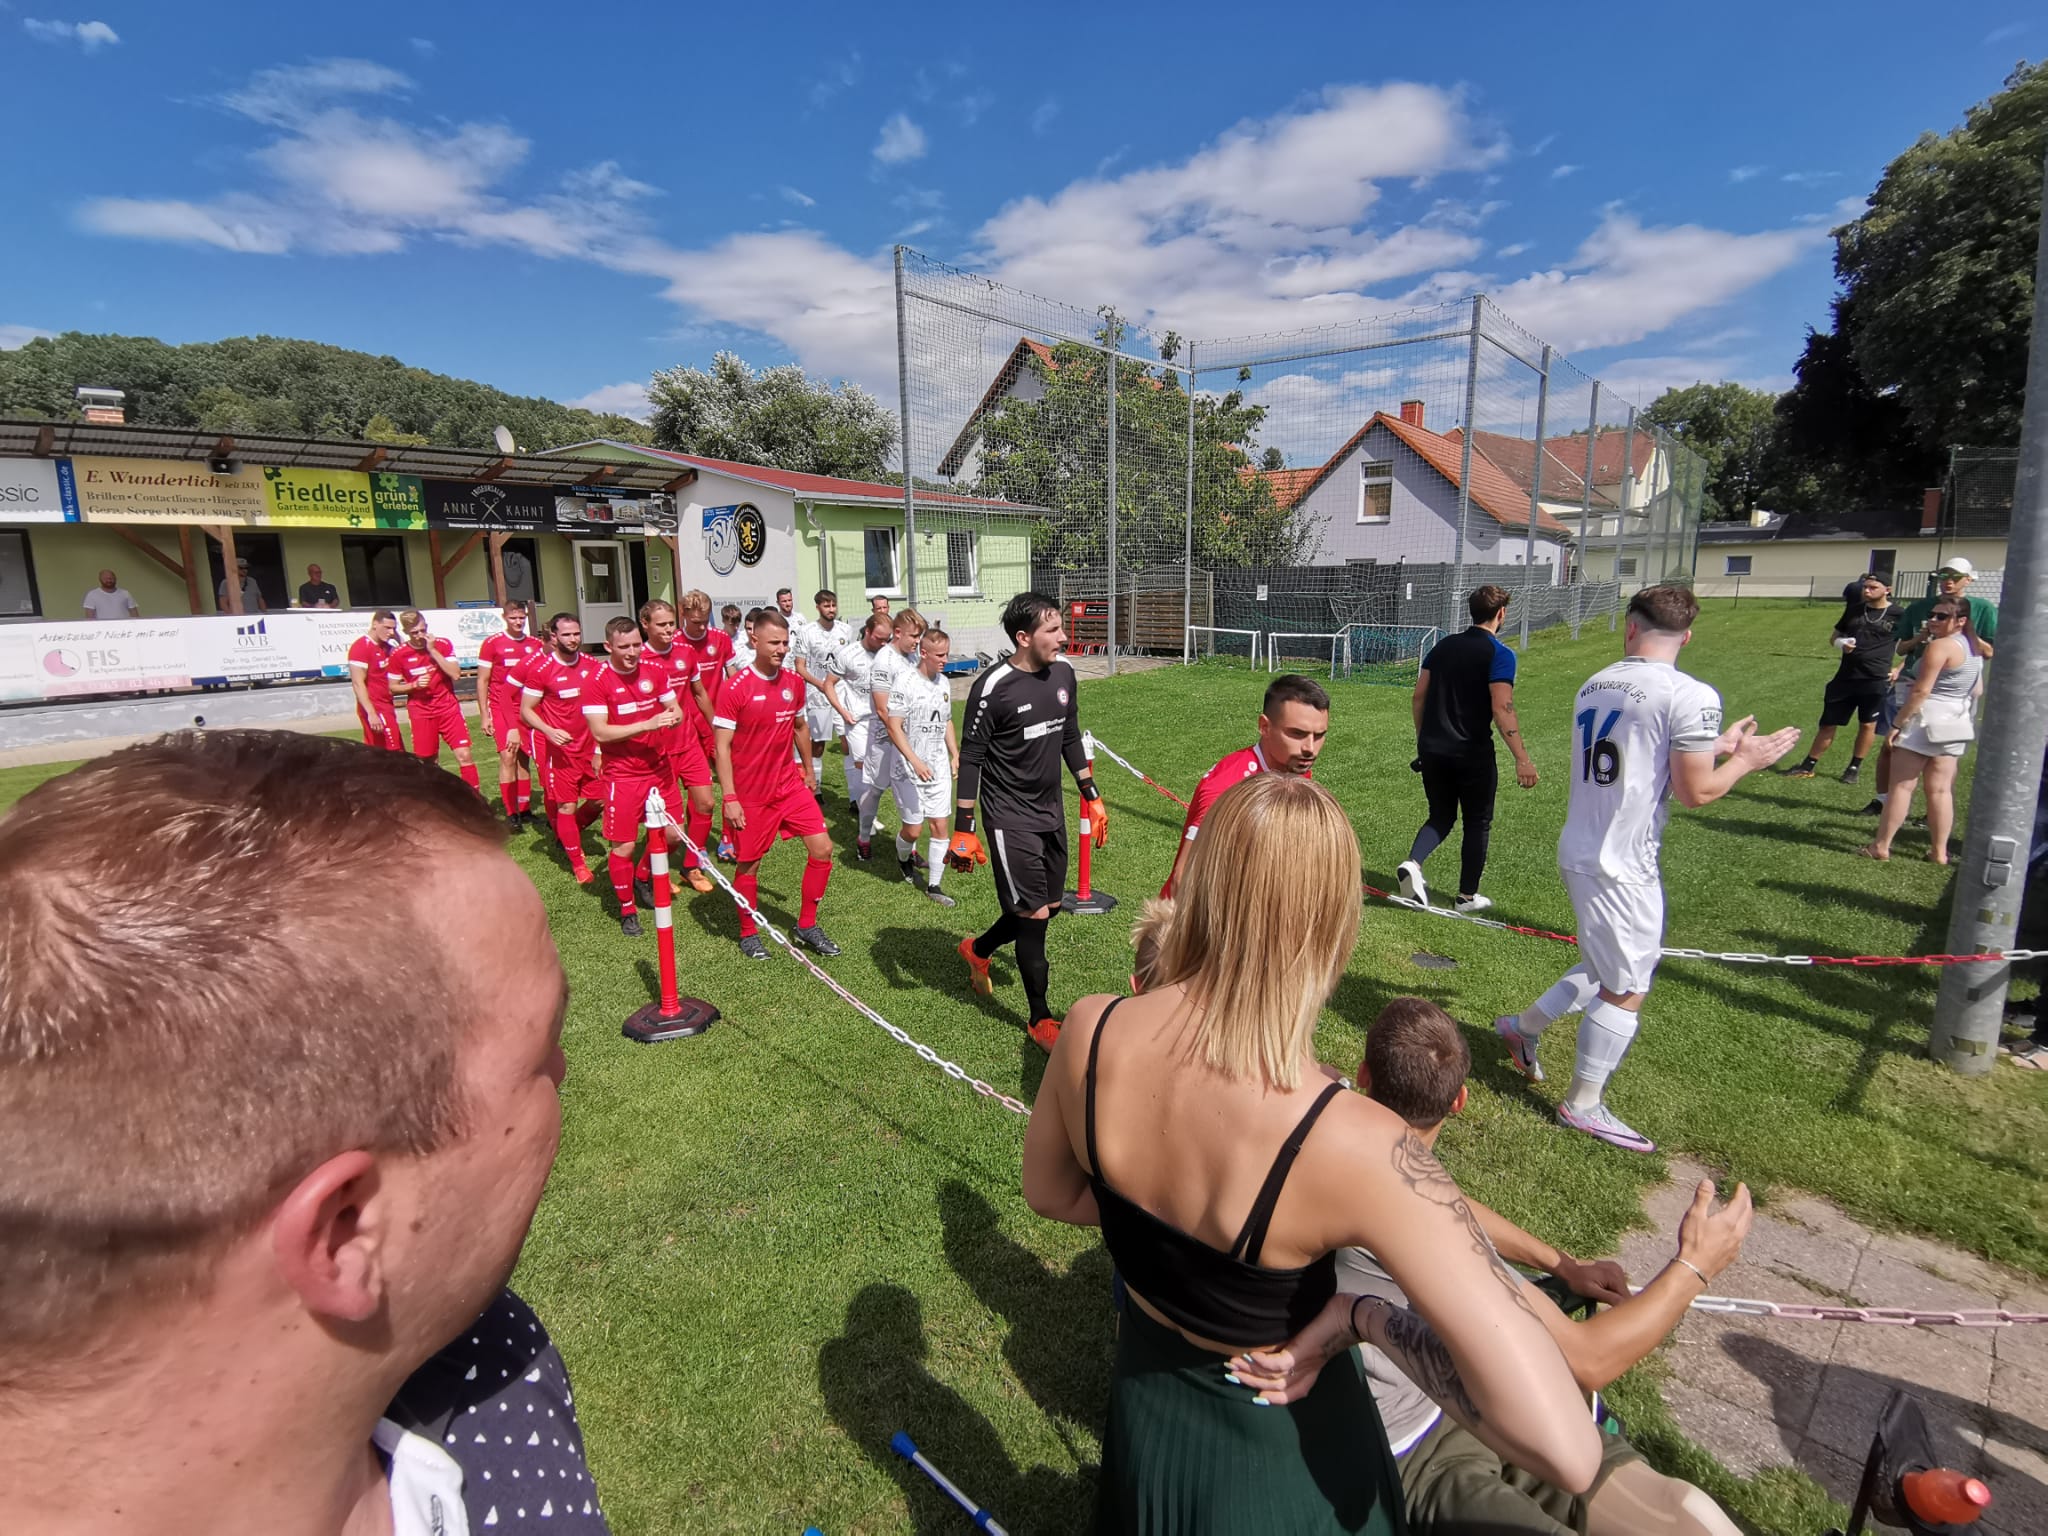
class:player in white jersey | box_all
[881,627,961,906]
[791,588,856,801]
[1495,585,1799,1153]
[729,607,761,675]
[856,608,927,860]
[830,613,891,815]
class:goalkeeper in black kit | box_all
[949,591,1108,1053]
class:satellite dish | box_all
[492,424,517,455]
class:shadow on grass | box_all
[818,1283,1093,1535]
[1753,877,1949,932]
[873,924,1027,1031]
[938,1180,1115,1446]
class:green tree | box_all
[1777,60,2045,504]
[972,331,1315,569]
[1640,381,1781,520]
[646,352,896,479]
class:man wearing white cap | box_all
[1858,558,1999,816]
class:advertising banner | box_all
[73,457,266,524]
[424,479,555,532]
[0,458,81,523]
[184,612,327,684]
[0,618,192,701]
[555,492,677,534]
[259,466,426,530]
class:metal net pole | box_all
[893,246,918,604]
[1929,142,2048,1072]
[1182,340,1195,664]
[1518,343,1552,651]
[1573,381,1601,641]
[1611,406,1638,631]
[1105,338,1119,675]
[1450,295,1484,634]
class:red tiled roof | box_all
[1239,464,1322,509]
[1286,414,1573,537]
[560,440,1036,511]
[1459,429,1602,508]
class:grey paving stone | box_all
[1849,1248,2002,1355]
[1977,1431,2048,1535]
[1788,1434,1872,1512]
[1865,1230,2004,1295]
[1988,1356,2048,1456]
[1734,1206,1866,1298]
[1658,1376,1799,1477]
[1666,1319,1829,1433]
[1803,1324,1995,1466]
[1988,1279,2048,1373]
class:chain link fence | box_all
[1945,446,2020,539]
[893,249,1704,675]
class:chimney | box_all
[74,385,126,425]
[1920,487,1942,534]
[1399,399,1425,427]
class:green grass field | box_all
[5,598,2043,1536]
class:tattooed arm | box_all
[1241,1105,1602,1493]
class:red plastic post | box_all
[646,820,682,1018]
[621,790,719,1043]
[1075,810,1094,901]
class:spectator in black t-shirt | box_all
[0,732,607,1535]
[297,562,341,607]
[1396,584,1539,914]
[1787,573,1897,785]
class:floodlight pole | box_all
[1573,382,1602,641]
[894,246,918,605]
[1928,144,2048,1073]
[1183,341,1196,664]
[1105,339,1118,676]
[1449,295,1484,635]
[1519,344,1552,651]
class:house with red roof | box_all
[548,439,1042,656]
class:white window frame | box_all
[1723,555,1753,576]
[945,527,979,596]
[1357,459,1393,524]
[863,525,902,596]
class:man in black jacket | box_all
[948,592,1106,1053]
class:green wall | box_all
[801,503,1032,637]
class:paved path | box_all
[1626,1159,2047,1534]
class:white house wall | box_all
[670,470,799,606]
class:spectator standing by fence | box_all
[1788,573,1897,784]
[1858,601,1980,865]
[1396,584,1538,914]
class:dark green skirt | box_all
[1094,1305,1408,1535]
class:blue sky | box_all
[1,1,2037,432]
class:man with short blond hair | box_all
[856,606,927,858]
[0,731,607,1533]
[389,609,479,792]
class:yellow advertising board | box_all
[258,466,426,529]
[72,457,266,524]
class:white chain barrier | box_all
[1685,1297,2048,1328]
[666,825,1030,1117]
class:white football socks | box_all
[1520,965,1599,1038]
[895,834,917,862]
[1564,997,1641,1112]
[844,759,865,804]
[927,838,947,887]
[858,785,884,840]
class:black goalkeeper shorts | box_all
[989,824,1068,914]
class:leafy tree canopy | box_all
[1640,381,1781,520]
[647,351,896,481]
[0,332,650,449]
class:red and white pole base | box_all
[623,788,721,1043]
[1063,731,1117,917]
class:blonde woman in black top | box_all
[1024,772,1599,1533]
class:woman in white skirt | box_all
[1859,601,1981,864]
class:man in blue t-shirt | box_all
[1397,584,1539,913]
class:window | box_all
[1724,555,1753,576]
[1617,557,1639,578]
[342,534,412,608]
[1358,459,1393,523]
[501,535,543,606]
[0,529,41,618]
[946,528,978,594]
[864,526,900,593]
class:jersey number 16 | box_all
[1577,707,1623,786]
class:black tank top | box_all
[1085,997,1343,1347]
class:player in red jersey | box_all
[638,598,718,894]
[475,600,546,825]
[712,611,838,960]
[1159,672,1330,898]
[345,609,405,751]
[672,588,735,866]
[519,613,607,882]
[387,610,480,791]
[583,618,692,938]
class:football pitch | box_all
[4,598,2043,1535]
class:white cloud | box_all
[1031,98,1060,136]
[1550,163,1580,180]
[1984,21,2029,44]
[1489,212,1824,352]
[808,53,861,110]
[1494,241,1531,258]
[1780,170,1839,186]
[1729,165,1765,183]
[23,17,117,48]
[409,37,436,56]
[873,113,927,165]
[79,197,295,254]
[564,381,651,420]
[1592,353,1794,405]
[1526,134,1556,156]
[778,185,816,208]
[221,58,412,126]
[895,218,939,240]
[0,324,56,350]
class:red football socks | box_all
[684,804,713,869]
[500,782,520,816]
[799,856,832,928]
[608,853,636,916]
[735,871,760,937]
[459,762,480,791]
[554,810,590,875]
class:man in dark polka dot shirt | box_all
[0,732,607,1534]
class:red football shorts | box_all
[666,725,713,789]
[604,771,684,845]
[408,698,471,759]
[546,744,600,805]
[732,779,826,863]
[359,704,404,752]
[489,702,529,755]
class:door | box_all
[574,540,631,642]
[1868,548,1897,584]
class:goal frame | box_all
[1266,630,1352,678]
[1183,625,1263,668]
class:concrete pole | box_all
[1519,344,1552,651]
[1572,382,1601,642]
[1929,144,2048,1073]
[1449,295,1484,635]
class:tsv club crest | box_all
[702,503,768,576]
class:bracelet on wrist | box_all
[1349,1294,1370,1344]
[1671,1256,1710,1289]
